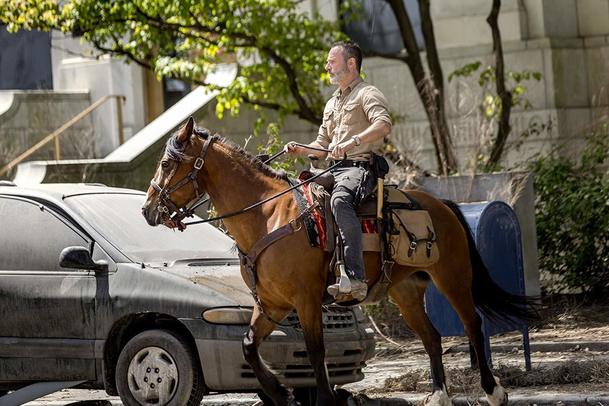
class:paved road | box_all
[17,335,609,405]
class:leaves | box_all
[530,132,609,294]
[449,60,543,171]
[1,0,339,126]
[447,61,482,82]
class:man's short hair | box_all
[332,41,363,73]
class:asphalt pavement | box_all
[19,338,609,405]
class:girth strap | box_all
[238,202,319,296]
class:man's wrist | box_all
[351,135,362,146]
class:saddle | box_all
[295,168,440,304]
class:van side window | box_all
[0,197,89,271]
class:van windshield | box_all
[65,193,235,263]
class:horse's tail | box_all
[442,199,540,324]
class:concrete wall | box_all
[432,0,528,48]
[51,34,147,157]
[11,85,223,190]
[0,91,93,175]
[577,0,609,37]
[363,38,608,172]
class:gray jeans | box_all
[330,166,375,280]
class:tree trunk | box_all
[485,0,513,171]
[386,0,457,175]
[418,0,458,174]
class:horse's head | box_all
[142,117,213,230]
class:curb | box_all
[374,392,609,405]
[444,340,609,354]
[22,393,609,406]
[24,399,260,406]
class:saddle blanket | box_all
[295,181,378,251]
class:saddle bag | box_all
[385,188,440,267]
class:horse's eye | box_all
[161,161,170,169]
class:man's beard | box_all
[330,67,347,85]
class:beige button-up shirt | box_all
[315,77,392,161]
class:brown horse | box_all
[142,118,537,406]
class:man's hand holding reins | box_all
[329,138,357,160]
[284,141,328,159]
[284,141,304,155]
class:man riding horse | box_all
[285,41,392,301]
[142,39,537,406]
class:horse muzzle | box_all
[142,200,188,231]
[142,202,164,227]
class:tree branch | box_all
[385,0,457,174]
[241,95,283,111]
[259,47,320,124]
[386,0,424,77]
[418,0,444,97]
[187,7,321,124]
[417,0,457,172]
[485,0,512,171]
[91,38,154,71]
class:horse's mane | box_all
[164,127,288,181]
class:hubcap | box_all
[127,346,179,405]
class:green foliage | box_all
[1,0,342,124]
[449,60,542,171]
[447,61,482,82]
[449,61,542,119]
[256,121,303,177]
[529,130,609,294]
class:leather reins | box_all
[150,136,342,325]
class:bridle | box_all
[150,134,342,231]
[150,136,214,229]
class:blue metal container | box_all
[424,201,531,369]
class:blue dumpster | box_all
[424,201,531,370]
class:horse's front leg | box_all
[296,299,336,406]
[243,306,296,406]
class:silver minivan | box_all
[0,183,375,405]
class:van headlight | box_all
[202,306,253,325]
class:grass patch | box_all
[380,360,609,394]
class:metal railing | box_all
[0,94,126,178]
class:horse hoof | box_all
[422,389,453,406]
[486,376,508,406]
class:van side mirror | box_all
[59,246,108,272]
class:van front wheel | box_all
[115,329,205,406]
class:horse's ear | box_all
[177,117,195,143]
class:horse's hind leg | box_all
[435,281,507,406]
[389,274,452,406]
[294,297,336,406]
[243,306,295,406]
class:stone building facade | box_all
[199,0,609,173]
[292,0,609,172]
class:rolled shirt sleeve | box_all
[362,87,392,128]
[315,100,334,148]
[315,121,331,149]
